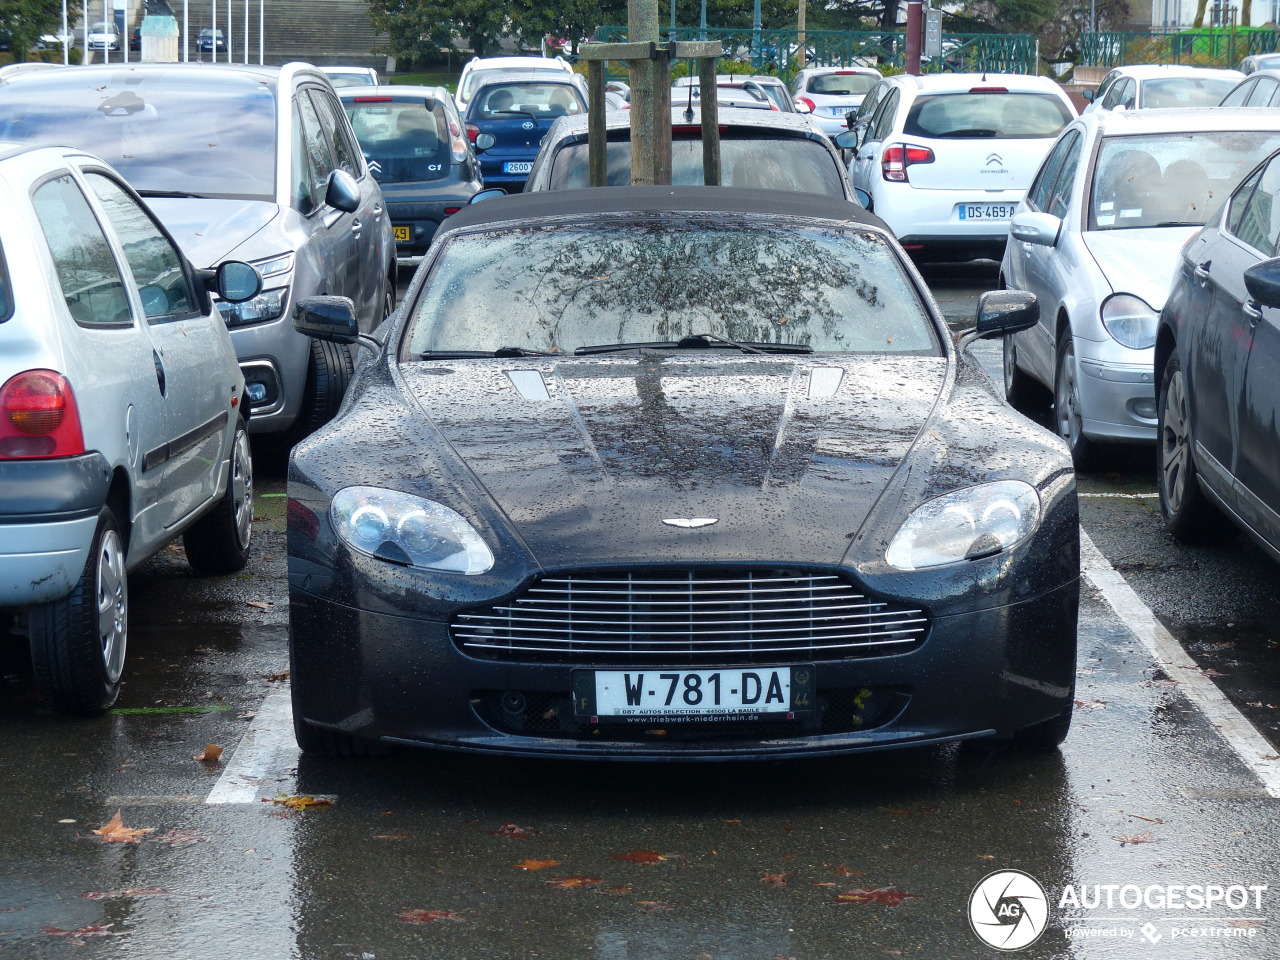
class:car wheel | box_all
[183,417,253,575]
[1157,349,1234,543]
[28,507,127,715]
[1012,706,1073,750]
[1054,327,1096,470]
[292,338,354,440]
[382,278,396,324]
[1002,334,1046,411]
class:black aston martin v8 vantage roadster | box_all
[286,186,1079,759]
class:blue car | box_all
[464,74,588,192]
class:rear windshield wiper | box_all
[417,346,558,359]
[137,189,211,199]
[575,333,812,355]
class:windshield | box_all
[344,98,452,182]
[904,92,1071,139]
[0,72,277,201]
[1090,130,1280,230]
[472,81,584,119]
[403,218,938,358]
[460,66,565,102]
[807,73,878,96]
[1142,76,1238,109]
[548,135,846,197]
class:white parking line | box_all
[205,684,299,804]
[1081,529,1280,798]
[1079,492,1159,498]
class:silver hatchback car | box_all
[0,143,262,714]
[0,63,395,440]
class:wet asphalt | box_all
[2,264,1280,959]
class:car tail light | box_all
[451,136,469,163]
[968,86,1008,94]
[0,370,86,459]
[352,96,393,102]
[881,143,934,182]
[836,70,859,75]
[466,123,479,143]
[444,206,461,215]
[797,96,816,112]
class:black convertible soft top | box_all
[436,185,891,241]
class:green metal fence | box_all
[1081,29,1280,69]
[591,26,1036,83]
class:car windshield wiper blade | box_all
[137,189,211,199]
[574,335,812,356]
[417,346,558,359]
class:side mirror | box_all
[214,261,262,302]
[1244,257,1280,308]
[1082,89,1095,101]
[1009,210,1062,247]
[974,290,1039,339]
[469,187,507,203]
[474,132,496,152]
[852,187,871,208]
[294,295,359,344]
[325,168,361,213]
[832,129,859,150]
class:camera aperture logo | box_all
[969,870,1050,951]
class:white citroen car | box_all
[842,73,1075,262]
[1000,108,1280,468]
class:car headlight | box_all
[331,486,494,575]
[885,481,1041,570]
[217,286,287,327]
[1100,294,1157,350]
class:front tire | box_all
[28,507,127,715]
[1157,349,1233,543]
[1054,327,1096,470]
[184,417,253,575]
[291,338,354,440]
[1003,334,1047,411]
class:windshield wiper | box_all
[417,346,558,359]
[137,189,211,199]
[575,334,812,356]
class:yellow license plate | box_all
[393,225,411,242]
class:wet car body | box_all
[341,85,483,267]
[287,187,1080,760]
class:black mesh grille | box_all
[452,568,929,664]
[472,686,909,741]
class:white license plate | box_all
[957,203,1017,221]
[825,106,851,117]
[503,161,533,174]
[572,666,814,721]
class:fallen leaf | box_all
[375,834,412,840]
[245,601,272,609]
[977,854,995,860]
[192,744,223,763]
[761,872,792,887]
[396,909,464,923]
[545,876,602,889]
[82,888,170,901]
[494,822,536,838]
[263,794,332,810]
[1127,814,1164,824]
[813,882,837,887]
[1113,832,1157,845]
[611,849,667,864]
[834,887,921,906]
[92,810,153,844]
[42,925,115,937]
[515,858,561,871]
[1263,754,1280,761]
[264,670,290,682]
[636,900,673,912]
[151,828,207,847]
[1074,699,1107,709]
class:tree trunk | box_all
[1241,0,1252,26]
[880,0,900,31]
[1193,0,1208,28]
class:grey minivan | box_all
[0,62,396,439]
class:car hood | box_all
[145,197,281,267]
[398,355,947,566]
[1082,226,1198,308]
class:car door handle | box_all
[351,218,363,236]
[372,204,383,218]
[1194,260,1212,284]
[1244,300,1263,325]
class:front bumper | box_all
[1076,347,1158,444]
[289,578,1078,759]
